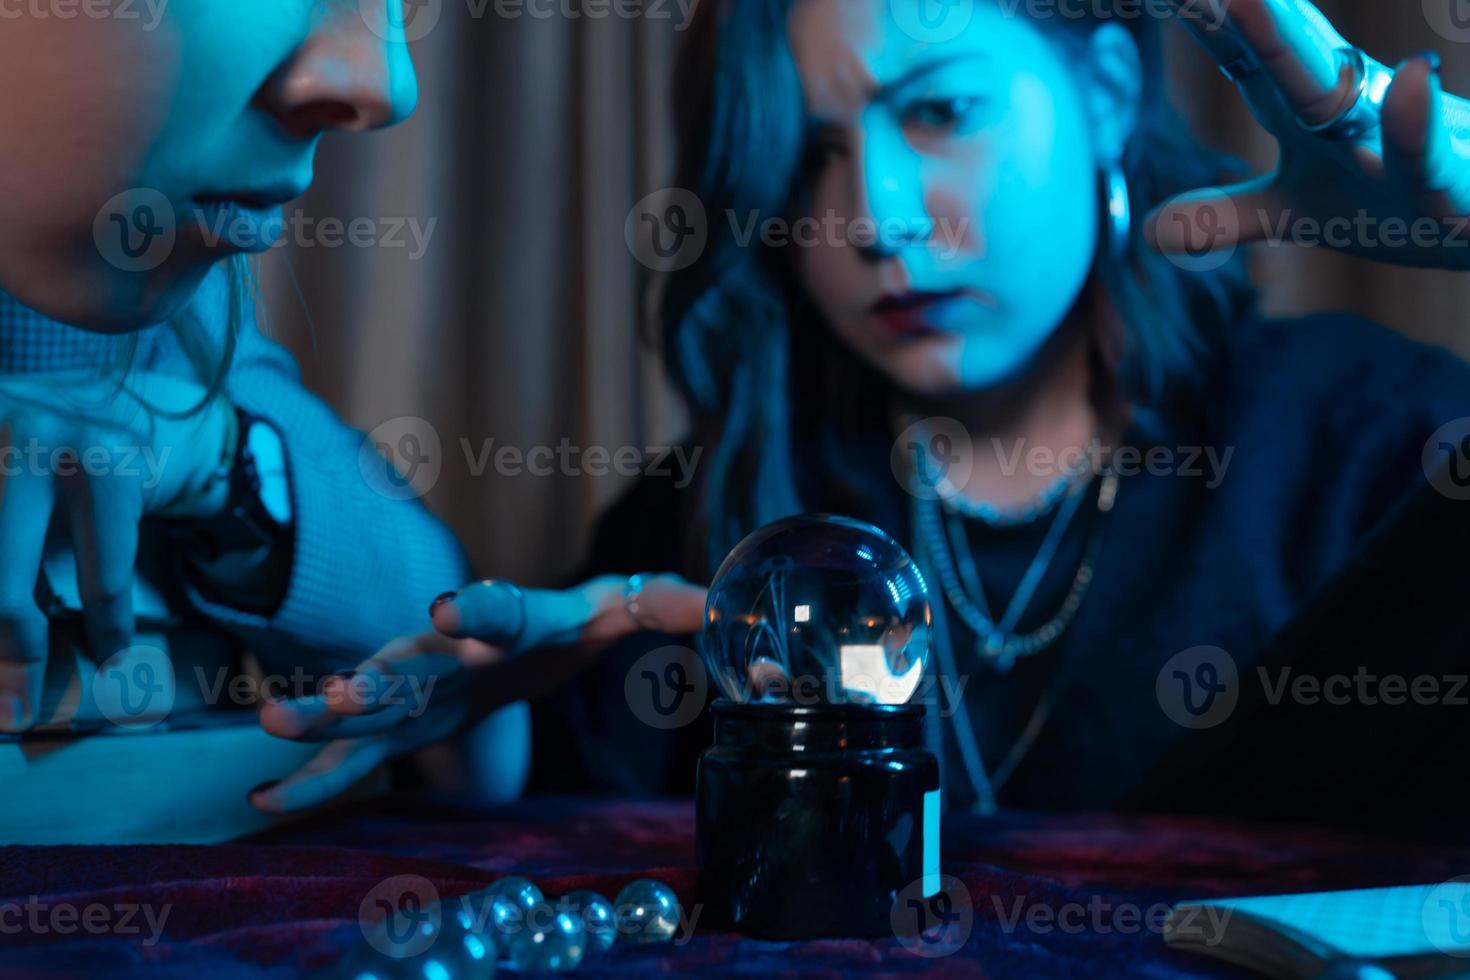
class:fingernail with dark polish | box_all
[429,591,458,616]
[248,780,279,800]
[1416,49,1442,73]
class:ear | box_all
[1080,22,1143,167]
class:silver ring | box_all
[623,574,647,629]
[1298,46,1392,142]
[479,579,528,651]
[1218,47,1262,82]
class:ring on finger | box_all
[478,578,528,652]
[1298,46,1394,142]
[624,574,649,630]
[1218,46,1263,82]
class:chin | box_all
[876,332,1023,397]
[878,345,967,397]
[5,259,211,334]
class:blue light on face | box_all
[786,2,1143,396]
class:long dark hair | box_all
[659,0,1258,576]
[105,254,249,418]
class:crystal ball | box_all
[702,515,931,706]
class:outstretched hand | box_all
[1150,0,1470,270]
[251,573,707,813]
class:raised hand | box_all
[1150,0,1470,270]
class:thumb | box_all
[430,573,709,653]
[432,579,596,653]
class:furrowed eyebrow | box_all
[871,52,989,104]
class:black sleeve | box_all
[1158,470,1470,841]
[1152,316,1470,840]
[575,464,694,580]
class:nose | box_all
[260,1,420,138]
[850,124,933,261]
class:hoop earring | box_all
[1103,162,1131,261]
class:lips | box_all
[187,184,306,253]
[195,182,306,209]
[189,199,289,254]
[869,290,966,337]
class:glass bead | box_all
[500,906,587,973]
[354,911,440,964]
[479,875,543,936]
[446,928,497,980]
[613,879,681,945]
[702,515,931,707]
[560,890,617,953]
[484,875,543,911]
[337,923,495,980]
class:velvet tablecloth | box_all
[3,796,1467,979]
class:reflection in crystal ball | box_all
[701,514,931,706]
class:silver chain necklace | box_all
[916,468,1117,674]
[911,469,1118,811]
[928,467,1078,527]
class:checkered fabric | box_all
[0,272,470,669]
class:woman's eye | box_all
[903,95,985,131]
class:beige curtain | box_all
[257,2,1470,586]
[258,3,686,586]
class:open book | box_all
[1165,883,1470,979]
[1,715,331,845]
[0,548,375,845]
